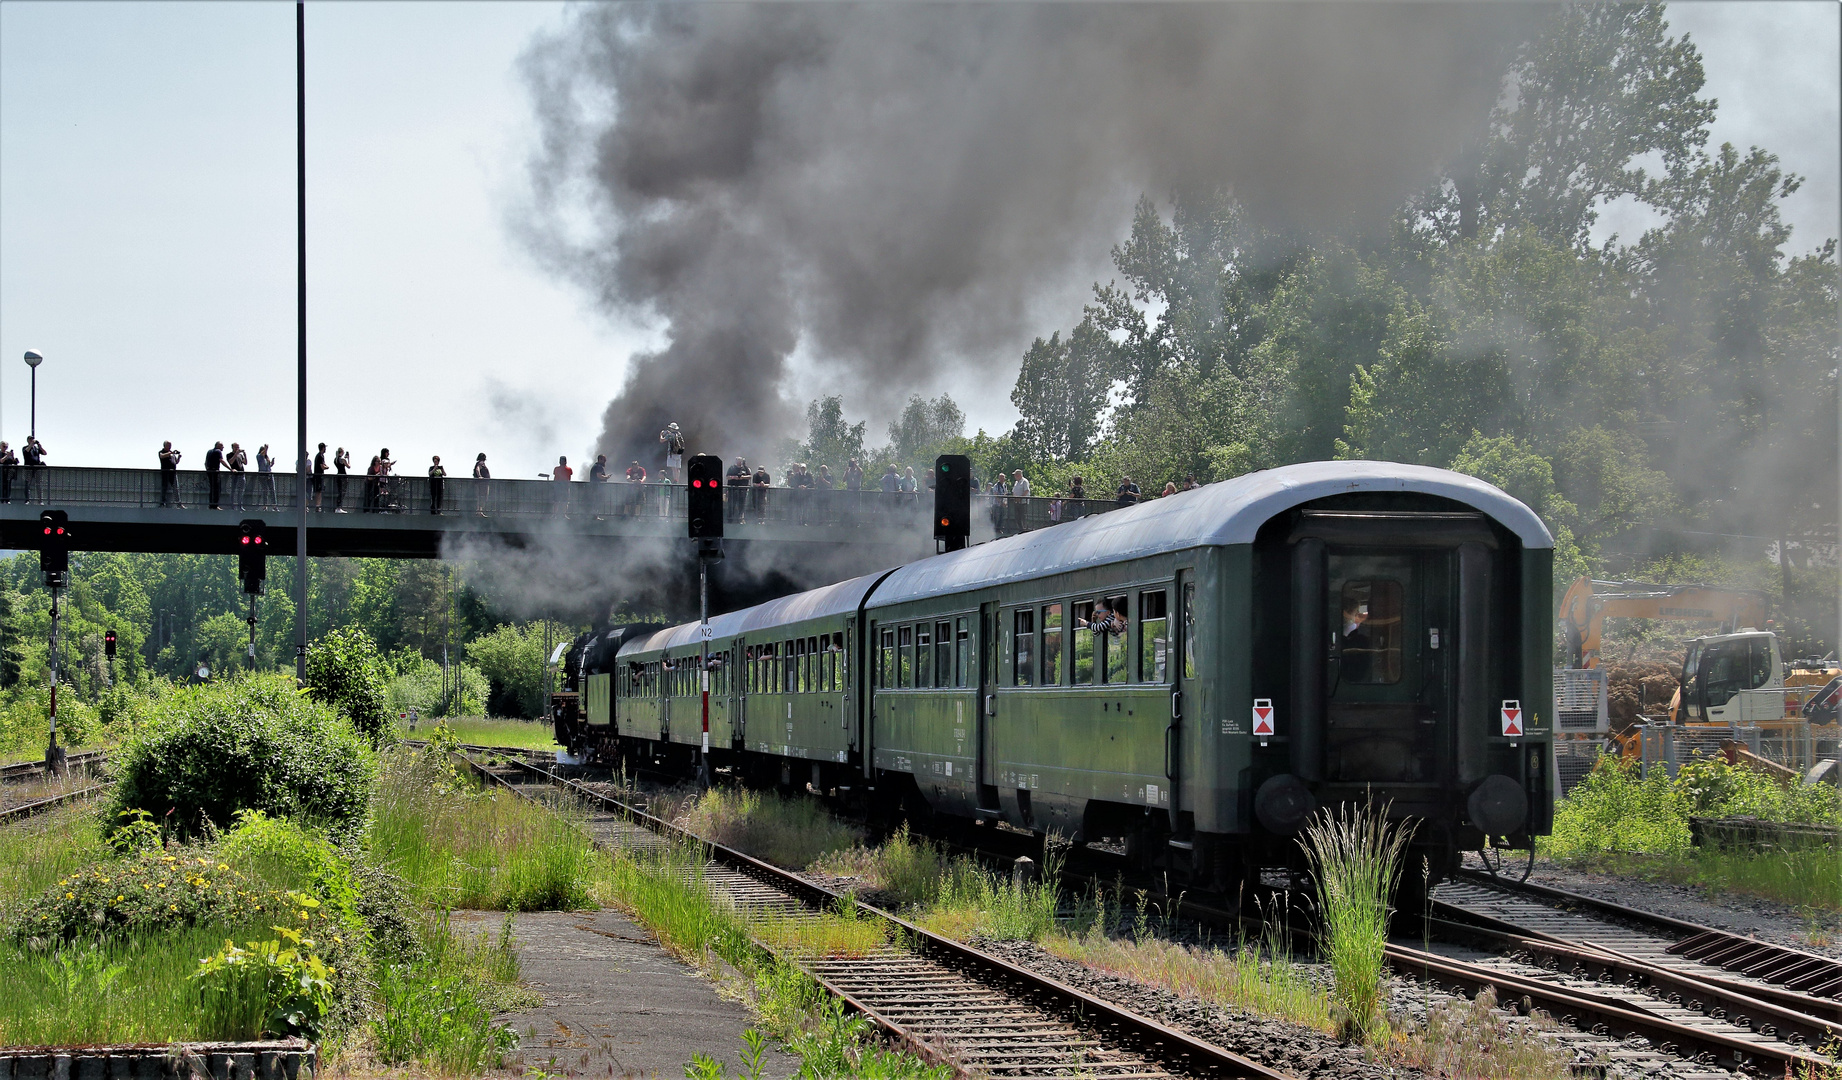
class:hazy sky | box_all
[1,2,1836,474]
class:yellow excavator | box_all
[1557,577,1836,744]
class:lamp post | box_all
[23,350,43,440]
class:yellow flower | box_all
[65,892,73,900]
[99,877,110,884]
[157,883,167,890]
[218,863,229,871]
[115,895,124,902]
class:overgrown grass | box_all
[367,749,593,910]
[418,716,558,750]
[818,827,1061,942]
[817,826,947,906]
[0,922,279,1045]
[674,787,864,869]
[0,802,106,912]
[1383,986,1576,1080]
[371,910,530,1074]
[1300,803,1410,1043]
[1045,915,1333,1032]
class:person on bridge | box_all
[660,422,685,482]
[205,441,225,510]
[624,460,645,517]
[333,447,351,512]
[19,436,46,504]
[0,441,16,504]
[750,461,770,522]
[312,443,327,511]
[428,456,446,514]
[228,442,248,511]
[1011,469,1032,534]
[472,453,490,515]
[378,449,396,511]
[256,445,276,510]
[551,456,573,516]
[589,454,611,519]
[159,441,183,508]
[362,454,380,512]
[725,457,749,524]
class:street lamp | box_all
[22,350,43,440]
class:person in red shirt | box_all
[551,455,573,516]
[624,460,647,516]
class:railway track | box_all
[1,750,111,822]
[451,748,1297,1080]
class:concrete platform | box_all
[459,909,799,1079]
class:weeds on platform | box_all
[1299,802,1411,1043]
[369,748,593,910]
[673,787,863,869]
[1382,986,1575,1080]
[371,910,528,1074]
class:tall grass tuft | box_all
[1299,802,1411,1043]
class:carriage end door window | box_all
[1337,579,1404,684]
[1013,609,1035,686]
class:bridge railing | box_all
[0,466,1127,537]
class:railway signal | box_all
[934,454,971,552]
[687,454,724,540]
[104,630,117,658]
[238,519,267,595]
[38,510,69,577]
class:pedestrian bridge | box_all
[0,466,1123,612]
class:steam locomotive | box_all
[553,460,1554,886]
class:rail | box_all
[0,465,1125,537]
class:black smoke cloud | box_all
[518,3,1545,468]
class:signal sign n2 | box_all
[1251,698,1275,736]
[1500,699,1523,737]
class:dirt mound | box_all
[1604,661,1678,728]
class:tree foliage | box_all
[304,627,391,746]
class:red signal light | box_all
[241,536,249,544]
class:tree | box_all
[1010,316,1118,464]
[796,395,868,475]
[304,626,391,745]
[466,621,577,719]
[879,394,965,473]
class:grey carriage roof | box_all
[621,570,889,657]
[619,462,1549,655]
[866,461,1551,609]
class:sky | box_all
[1,1,1836,476]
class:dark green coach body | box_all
[596,461,1553,875]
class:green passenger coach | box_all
[563,460,1554,887]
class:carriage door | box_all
[1170,571,1196,814]
[1322,552,1442,785]
[732,638,747,749]
[978,602,1001,814]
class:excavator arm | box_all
[1558,577,1769,668]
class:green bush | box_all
[304,627,391,745]
[191,912,336,1041]
[1548,756,1690,858]
[386,658,488,720]
[217,811,360,925]
[1674,756,1842,826]
[107,676,376,843]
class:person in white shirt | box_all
[1010,470,1031,534]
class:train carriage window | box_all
[1103,595,1130,684]
[833,633,846,692]
[898,626,914,688]
[880,629,895,688]
[1073,601,1096,684]
[934,623,953,688]
[797,637,809,694]
[1139,591,1169,683]
[956,618,970,688]
[808,637,820,693]
[1013,610,1035,687]
[916,624,933,688]
[783,641,795,693]
[1041,604,1063,685]
[1337,580,1404,684]
[821,647,834,695]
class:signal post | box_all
[37,511,70,774]
[687,454,725,787]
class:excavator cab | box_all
[1672,631,1783,725]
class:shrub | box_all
[1548,756,1689,858]
[386,658,489,720]
[217,811,360,926]
[1300,802,1410,1043]
[10,848,284,945]
[304,627,391,745]
[107,676,375,843]
[192,913,336,1041]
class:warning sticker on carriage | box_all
[1251,698,1275,736]
[1500,700,1523,737]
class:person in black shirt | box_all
[20,437,45,503]
[428,456,446,515]
[159,441,183,507]
[0,442,16,504]
[333,447,351,512]
[750,463,770,522]
[204,441,225,509]
[589,454,611,519]
[312,443,327,511]
[1114,475,1140,507]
